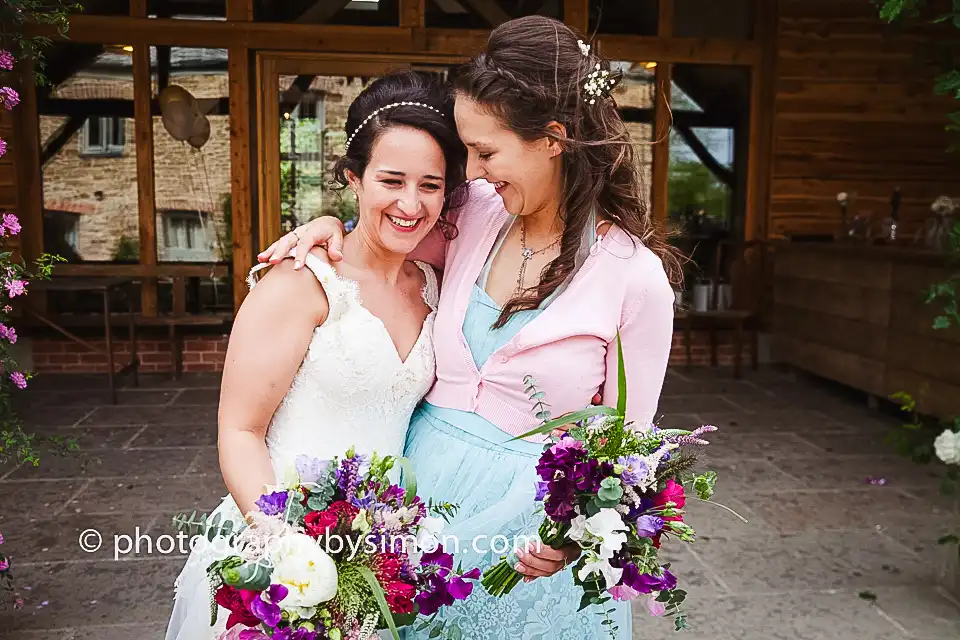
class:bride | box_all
[164,70,467,640]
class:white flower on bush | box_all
[269,533,338,607]
[577,551,623,589]
[933,429,960,466]
[567,508,628,560]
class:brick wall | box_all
[31,328,745,375]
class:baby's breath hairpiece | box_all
[343,101,443,154]
[582,63,621,105]
[577,39,591,57]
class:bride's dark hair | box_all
[333,70,467,239]
[453,16,684,327]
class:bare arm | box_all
[218,259,328,516]
[257,215,451,271]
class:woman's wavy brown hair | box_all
[453,15,683,327]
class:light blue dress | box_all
[402,221,632,640]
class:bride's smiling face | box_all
[347,125,447,255]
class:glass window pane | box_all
[610,61,655,213]
[255,0,398,25]
[674,0,753,39]
[590,0,658,36]
[40,46,138,264]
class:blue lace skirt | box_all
[401,402,632,640]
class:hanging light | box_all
[121,45,134,52]
[644,61,658,69]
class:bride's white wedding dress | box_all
[165,254,439,640]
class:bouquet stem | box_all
[481,520,569,597]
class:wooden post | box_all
[651,0,674,225]
[131,0,158,316]
[745,0,778,243]
[10,60,46,313]
[563,0,589,35]
[227,0,255,313]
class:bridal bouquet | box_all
[175,449,479,640]
[481,335,722,635]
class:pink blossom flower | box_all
[0,558,7,572]
[608,583,641,601]
[0,87,19,110]
[3,214,20,235]
[0,532,4,544]
[0,324,16,344]
[0,50,12,72]
[10,371,27,389]
[5,279,26,297]
[646,595,666,617]
[0,138,6,159]
[3,306,11,313]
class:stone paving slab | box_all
[0,366,956,639]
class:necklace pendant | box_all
[521,248,534,259]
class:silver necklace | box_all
[517,222,561,293]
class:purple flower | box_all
[543,478,577,523]
[534,481,549,501]
[419,545,454,572]
[295,455,329,484]
[0,324,18,344]
[255,490,288,516]
[250,583,287,628]
[571,458,611,493]
[9,372,26,390]
[273,628,318,640]
[617,455,649,485]
[622,563,677,594]
[3,214,20,236]
[380,484,405,505]
[336,453,368,503]
[634,515,664,538]
[0,558,8,572]
[446,567,480,600]
[536,435,586,481]
[6,280,26,297]
[0,532,4,544]
[0,87,19,110]
[0,138,6,159]
[0,50,13,72]
[415,573,454,616]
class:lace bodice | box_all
[247,254,439,475]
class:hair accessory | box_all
[582,63,621,105]
[343,101,443,154]
[577,39,591,57]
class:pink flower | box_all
[0,138,6,159]
[0,50,13,72]
[0,324,16,344]
[0,532,4,544]
[0,558,8,572]
[608,583,641,601]
[10,371,26,389]
[3,306,10,313]
[3,214,20,235]
[5,280,26,297]
[0,87,19,110]
[646,595,666,617]
[652,478,686,522]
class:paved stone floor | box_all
[0,366,958,639]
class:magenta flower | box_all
[0,87,19,110]
[0,138,6,159]
[10,371,27,389]
[0,532,4,544]
[0,323,17,344]
[608,583,640,601]
[250,583,287,628]
[5,279,26,297]
[0,558,8,572]
[3,214,20,235]
[0,50,13,72]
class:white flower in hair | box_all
[583,63,617,105]
[577,39,591,57]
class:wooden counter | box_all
[772,242,960,420]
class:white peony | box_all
[572,509,628,561]
[934,429,960,465]
[415,516,445,552]
[578,552,623,589]
[269,533,338,607]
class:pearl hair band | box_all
[343,101,443,154]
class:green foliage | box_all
[668,159,731,223]
[0,1,83,87]
[112,234,140,262]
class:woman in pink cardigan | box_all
[260,16,681,639]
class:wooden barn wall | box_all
[0,110,14,215]
[770,0,960,239]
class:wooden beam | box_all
[563,0,589,35]
[41,116,87,166]
[674,124,735,188]
[38,97,231,118]
[11,60,46,313]
[296,0,353,24]
[598,35,761,66]
[132,43,158,317]
[460,0,510,27]
[399,0,425,29]
[38,16,760,64]
[745,0,779,242]
[619,106,736,128]
[53,263,230,278]
[157,45,171,92]
[651,0,674,225]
